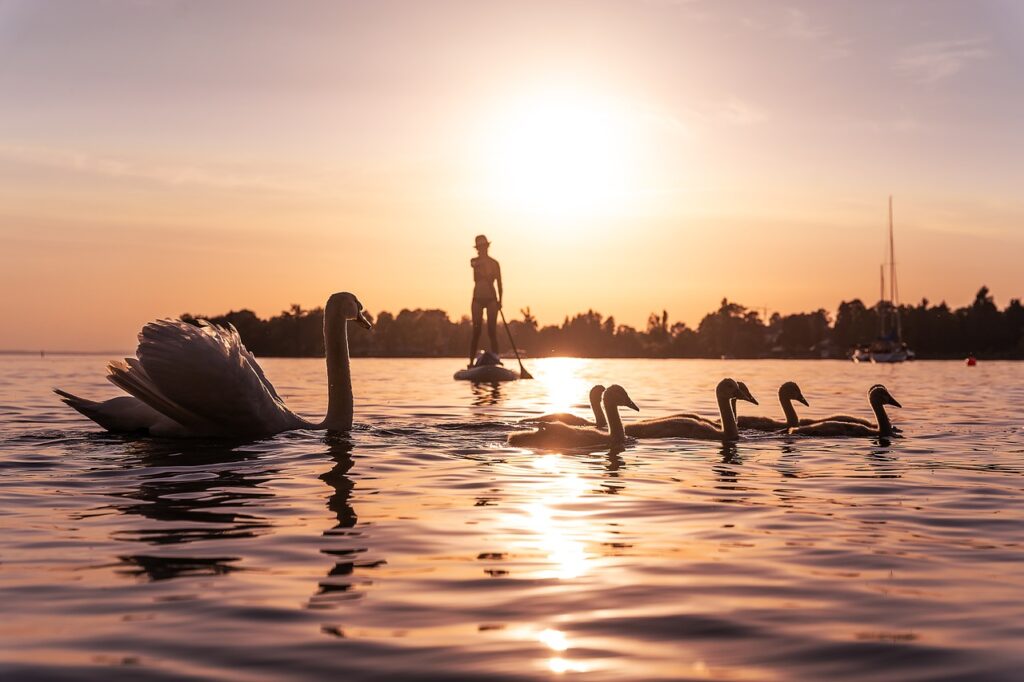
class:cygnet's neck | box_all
[603,396,626,442]
[869,393,893,437]
[717,390,739,440]
[779,391,800,428]
[591,392,608,429]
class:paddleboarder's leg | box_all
[486,301,500,355]
[469,299,485,367]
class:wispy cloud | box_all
[783,7,827,41]
[718,98,766,126]
[896,38,991,84]
[0,143,315,194]
[836,114,924,134]
[780,7,851,60]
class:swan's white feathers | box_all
[54,390,159,432]
[114,319,302,436]
[211,321,286,404]
[57,290,366,437]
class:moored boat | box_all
[852,197,915,364]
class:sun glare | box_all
[482,90,636,220]
[534,357,590,415]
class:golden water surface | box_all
[1,356,1022,680]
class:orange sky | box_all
[1,1,1023,351]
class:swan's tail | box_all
[54,388,122,431]
[54,388,99,416]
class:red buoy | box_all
[966,356,977,366]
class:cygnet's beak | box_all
[625,398,640,412]
[887,395,902,409]
[796,394,809,407]
[357,310,373,329]
[742,390,758,405]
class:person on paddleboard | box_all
[469,234,503,368]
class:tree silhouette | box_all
[182,285,1024,360]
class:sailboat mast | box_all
[889,195,895,305]
[879,264,886,336]
[889,195,902,340]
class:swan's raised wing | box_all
[109,319,302,437]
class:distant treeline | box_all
[181,286,1024,360]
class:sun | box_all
[481,89,636,220]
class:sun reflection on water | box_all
[518,453,596,580]
[538,628,569,652]
[511,367,616,675]
[547,657,590,674]
[534,358,591,416]
[525,502,589,580]
[537,628,590,674]
[530,453,563,474]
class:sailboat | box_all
[852,196,915,363]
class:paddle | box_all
[499,308,533,379]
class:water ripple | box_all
[1,357,1023,680]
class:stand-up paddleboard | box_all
[454,351,519,382]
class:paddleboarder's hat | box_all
[474,234,490,248]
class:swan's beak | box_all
[625,398,639,412]
[887,396,902,409]
[356,310,373,329]
[796,394,809,407]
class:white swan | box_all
[521,384,607,428]
[624,378,756,441]
[508,384,638,449]
[788,385,902,438]
[55,292,371,438]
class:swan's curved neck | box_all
[591,393,608,428]
[718,392,739,440]
[603,397,625,442]
[320,317,353,431]
[870,397,892,437]
[780,394,800,428]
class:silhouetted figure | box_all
[468,235,502,367]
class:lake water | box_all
[1,355,1023,681]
